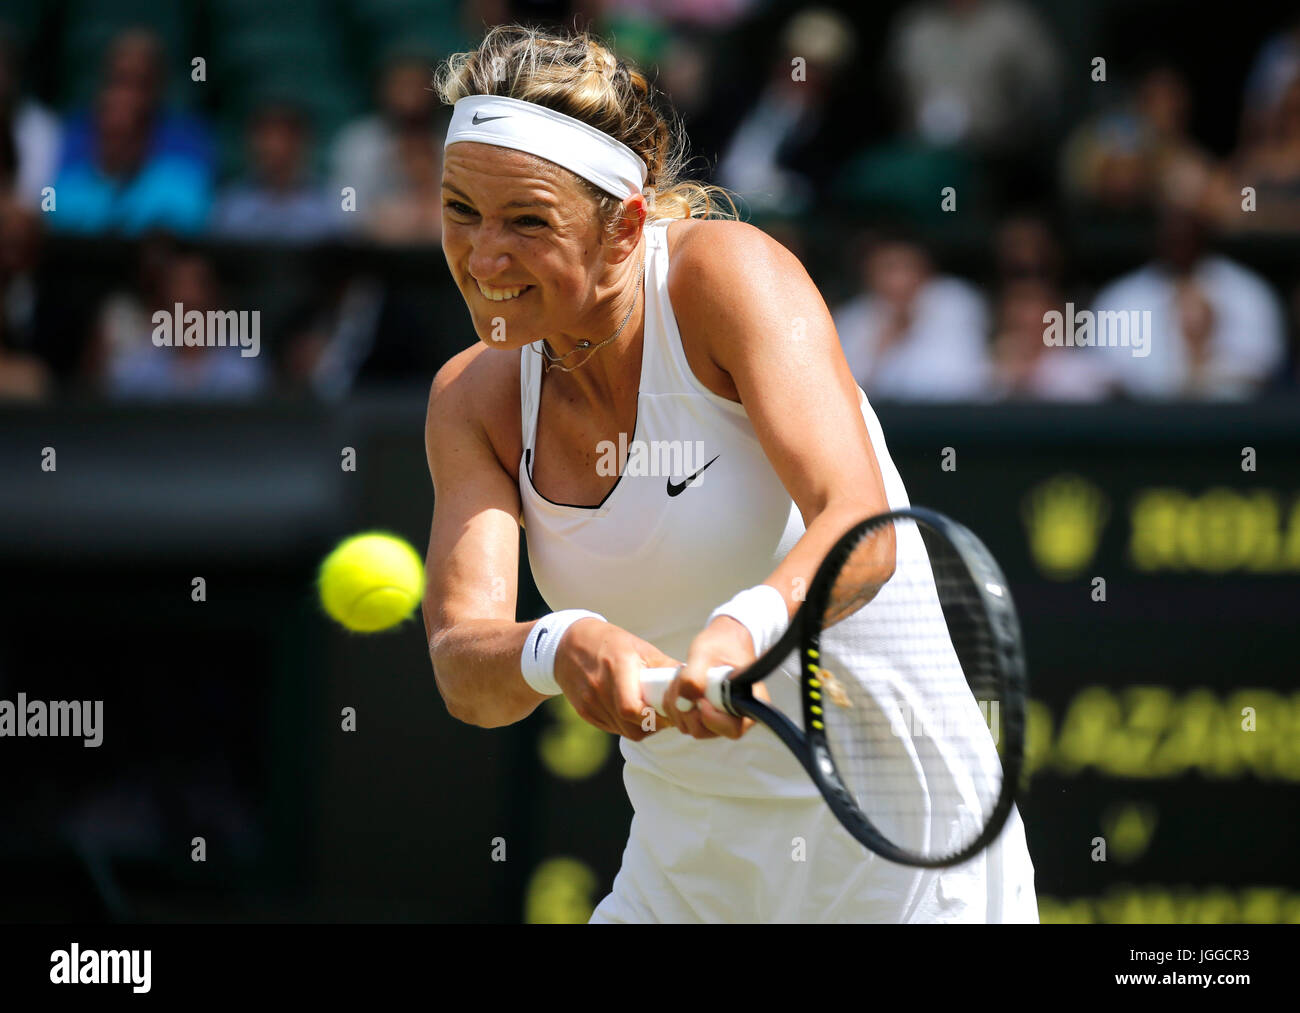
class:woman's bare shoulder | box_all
[665,218,793,284]
[663,218,808,395]
[426,341,523,479]
[665,218,804,332]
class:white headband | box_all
[444,94,647,200]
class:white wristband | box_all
[520,609,606,697]
[708,584,789,656]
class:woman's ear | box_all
[607,194,647,260]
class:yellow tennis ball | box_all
[318,532,425,633]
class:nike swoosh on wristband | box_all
[471,112,510,125]
[666,455,720,497]
[534,628,548,659]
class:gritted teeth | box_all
[476,280,531,302]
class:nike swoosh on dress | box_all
[666,455,720,497]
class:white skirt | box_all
[590,765,1039,923]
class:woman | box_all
[422,25,1037,923]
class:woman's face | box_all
[441,142,610,350]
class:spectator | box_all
[1286,277,1300,389]
[986,214,1109,399]
[655,31,731,172]
[330,51,445,242]
[281,243,432,398]
[107,250,267,399]
[365,130,444,242]
[1061,63,1215,217]
[994,213,1066,287]
[51,30,213,235]
[715,7,858,215]
[832,230,991,400]
[988,278,1110,401]
[1088,206,1286,399]
[0,26,62,207]
[886,0,1062,156]
[0,196,50,399]
[90,231,183,374]
[1225,74,1300,232]
[1238,16,1300,150]
[212,103,337,241]
[836,0,1061,221]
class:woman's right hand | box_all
[553,618,681,741]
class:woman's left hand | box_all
[663,616,766,739]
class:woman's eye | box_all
[516,216,547,228]
[446,201,476,216]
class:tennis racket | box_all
[640,507,1026,869]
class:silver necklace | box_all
[536,255,645,373]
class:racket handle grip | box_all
[641,666,732,716]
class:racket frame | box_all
[722,506,1028,868]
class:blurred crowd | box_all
[1,0,1298,403]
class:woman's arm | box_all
[663,221,897,736]
[422,347,543,728]
[422,346,681,737]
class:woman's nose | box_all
[467,236,511,281]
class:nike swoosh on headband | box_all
[471,112,510,124]
[667,455,720,497]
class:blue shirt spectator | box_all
[49,29,214,235]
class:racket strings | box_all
[816,519,1008,863]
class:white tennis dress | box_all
[518,219,1038,923]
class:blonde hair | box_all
[434,24,738,231]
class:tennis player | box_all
[423,25,1038,923]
